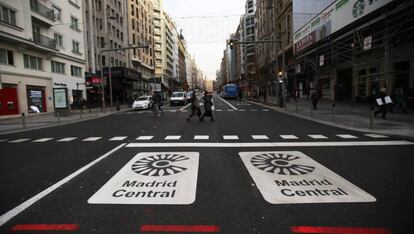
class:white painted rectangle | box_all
[137,136,154,141]
[223,135,239,140]
[262,109,270,112]
[33,138,54,142]
[336,134,358,139]
[58,137,77,142]
[0,139,8,143]
[110,137,127,141]
[194,135,209,140]
[216,109,222,112]
[83,137,102,142]
[280,135,299,140]
[8,139,30,143]
[252,135,269,140]
[364,134,388,139]
[165,135,181,140]
[88,152,199,204]
[239,151,376,204]
[308,135,328,139]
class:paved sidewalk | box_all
[248,96,414,139]
[0,105,131,135]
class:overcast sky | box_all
[163,0,246,80]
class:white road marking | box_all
[126,141,414,148]
[239,109,246,111]
[336,134,358,139]
[179,103,191,111]
[252,135,270,140]
[58,137,77,142]
[0,144,126,227]
[223,135,239,140]
[165,135,181,140]
[364,134,388,138]
[308,134,328,139]
[218,97,238,110]
[83,137,102,142]
[240,151,376,204]
[137,136,154,140]
[216,109,222,112]
[194,135,209,140]
[8,139,30,143]
[169,110,177,113]
[110,136,127,141]
[227,109,234,112]
[280,135,299,139]
[180,110,188,113]
[0,139,8,143]
[262,109,270,111]
[33,138,54,143]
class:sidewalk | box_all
[0,105,131,135]
[248,96,414,139]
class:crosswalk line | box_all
[223,135,239,140]
[165,135,181,140]
[109,136,127,141]
[194,135,209,140]
[8,139,30,143]
[83,137,102,142]
[251,135,269,140]
[33,138,54,143]
[280,135,299,139]
[364,134,389,138]
[262,109,270,112]
[227,109,234,112]
[308,134,328,139]
[0,139,8,143]
[216,109,222,112]
[336,134,358,139]
[169,110,177,112]
[137,136,154,140]
[58,137,77,142]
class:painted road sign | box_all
[239,151,376,204]
[88,152,199,205]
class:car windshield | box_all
[172,93,184,97]
[136,97,149,101]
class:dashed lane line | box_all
[57,137,77,142]
[308,134,329,139]
[33,138,54,143]
[251,135,270,140]
[0,144,126,227]
[82,137,102,142]
[8,139,30,143]
[136,136,154,140]
[165,135,181,140]
[194,135,209,140]
[336,134,358,139]
[109,136,127,141]
[364,134,389,138]
[223,135,239,140]
[280,135,299,140]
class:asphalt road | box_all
[0,95,413,233]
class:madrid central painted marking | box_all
[88,152,199,205]
[239,151,376,204]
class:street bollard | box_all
[295,100,298,113]
[332,103,336,122]
[21,113,26,129]
[56,110,61,124]
[370,107,375,129]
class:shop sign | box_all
[319,55,325,66]
[295,31,316,53]
[53,88,68,109]
[239,151,376,204]
[364,36,372,50]
[88,152,199,204]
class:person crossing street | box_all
[199,91,215,122]
[187,91,201,122]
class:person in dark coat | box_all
[311,90,319,110]
[199,92,215,122]
[187,91,201,122]
[374,88,390,119]
[151,91,161,116]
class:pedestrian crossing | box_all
[123,108,271,114]
[0,133,391,144]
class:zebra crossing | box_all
[0,133,390,144]
[121,108,271,115]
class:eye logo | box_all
[131,154,189,176]
[251,153,315,175]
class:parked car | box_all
[132,96,153,110]
[170,91,187,106]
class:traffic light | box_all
[229,39,235,49]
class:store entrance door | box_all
[0,87,19,115]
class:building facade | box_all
[0,0,86,116]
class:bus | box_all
[222,84,239,99]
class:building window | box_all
[100,37,105,48]
[0,49,14,65]
[23,54,43,70]
[71,65,82,77]
[51,60,65,74]
[102,55,106,66]
[52,5,61,21]
[72,40,80,54]
[0,5,17,26]
[54,33,63,47]
[70,16,80,31]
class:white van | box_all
[170,91,187,106]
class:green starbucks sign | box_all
[353,0,366,18]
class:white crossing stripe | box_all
[308,134,328,139]
[223,135,239,140]
[58,137,77,142]
[336,134,358,139]
[137,136,154,140]
[194,135,209,140]
[8,139,30,143]
[262,109,270,111]
[33,138,54,142]
[239,109,246,111]
[109,136,127,141]
[227,109,234,112]
[0,139,9,143]
[216,109,222,112]
[169,110,177,112]
[280,135,299,139]
[364,134,388,138]
[251,135,269,140]
[165,135,181,140]
[83,137,102,142]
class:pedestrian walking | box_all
[187,91,201,122]
[390,86,408,113]
[311,90,319,110]
[374,87,391,119]
[151,91,161,117]
[199,91,215,122]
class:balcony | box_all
[131,55,141,63]
[30,0,55,24]
[32,32,56,49]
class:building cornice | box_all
[1,70,52,81]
